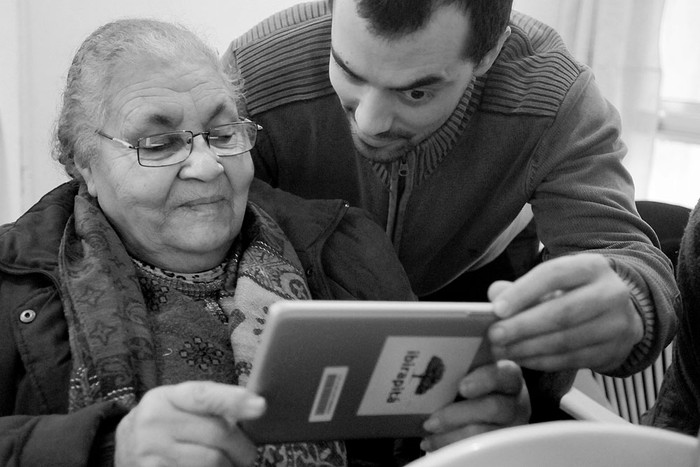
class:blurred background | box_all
[1,0,699,225]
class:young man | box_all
[224,0,678,435]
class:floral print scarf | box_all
[58,184,346,466]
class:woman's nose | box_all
[178,134,224,180]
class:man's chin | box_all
[352,135,411,164]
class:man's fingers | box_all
[487,280,512,302]
[421,387,530,451]
[425,385,529,433]
[508,340,622,372]
[489,283,608,346]
[492,254,610,318]
[460,360,524,398]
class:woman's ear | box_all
[75,157,98,198]
[474,26,511,77]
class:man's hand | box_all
[115,381,266,467]
[487,253,644,373]
[419,360,530,452]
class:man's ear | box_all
[76,157,98,198]
[474,26,511,77]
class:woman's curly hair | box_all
[52,19,241,181]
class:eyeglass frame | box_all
[94,118,263,168]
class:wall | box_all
[0,0,22,224]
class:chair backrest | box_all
[636,200,691,269]
[404,421,696,467]
[587,343,673,423]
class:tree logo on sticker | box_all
[413,356,445,395]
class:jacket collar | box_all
[248,177,349,252]
[0,180,78,277]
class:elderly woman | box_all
[0,19,529,466]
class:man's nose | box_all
[353,88,394,136]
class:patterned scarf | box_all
[59,184,346,466]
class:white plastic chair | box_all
[404,421,696,467]
[561,343,673,424]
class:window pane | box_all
[653,0,700,209]
[660,0,700,103]
[648,139,700,208]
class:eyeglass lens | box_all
[137,122,258,167]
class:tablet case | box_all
[240,300,497,443]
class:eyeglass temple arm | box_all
[95,129,136,149]
[240,118,263,131]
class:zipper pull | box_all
[398,157,409,177]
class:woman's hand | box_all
[115,381,266,467]
[487,253,644,373]
[419,360,530,452]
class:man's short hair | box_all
[329,0,513,63]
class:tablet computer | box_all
[240,300,497,443]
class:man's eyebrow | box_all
[392,75,446,92]
[331,46,448,92]
[331,46,365,83]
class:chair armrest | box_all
[560,388,630,424]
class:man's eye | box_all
[403,89,429,102]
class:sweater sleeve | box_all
[0,402,127,467]
[530,70,679,376]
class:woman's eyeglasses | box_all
[95,119,263,167]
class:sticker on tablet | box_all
[357,336,481,416]
[309,366,348,422]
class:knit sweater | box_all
[223,2,679,376]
